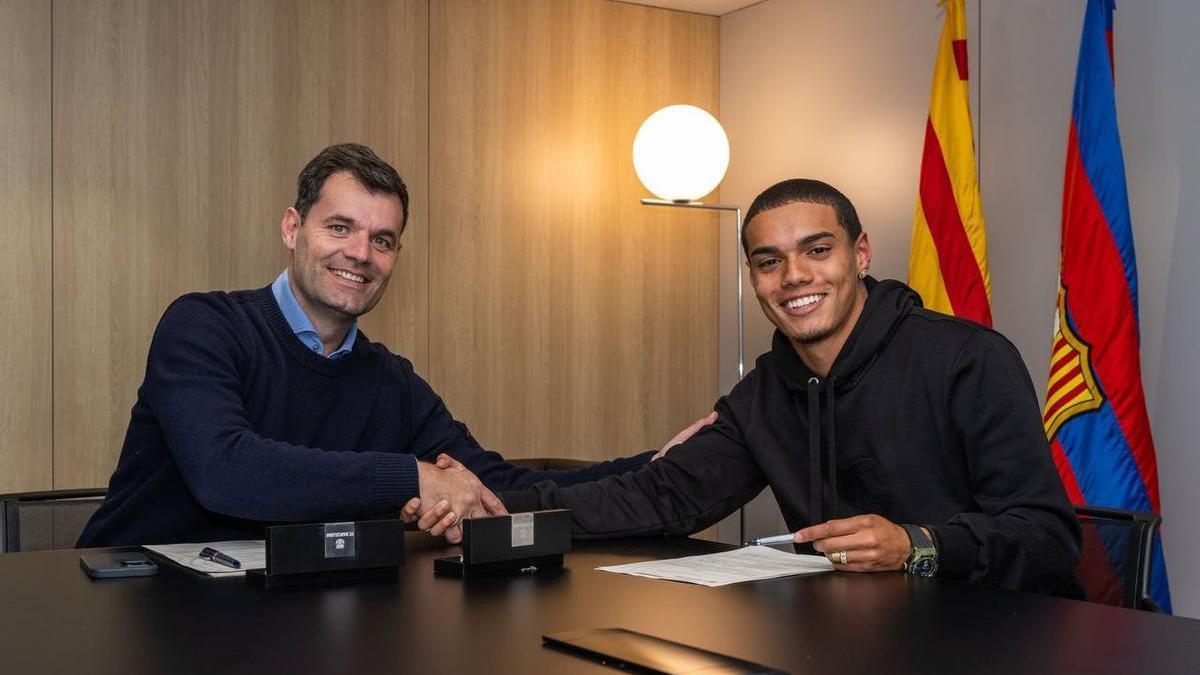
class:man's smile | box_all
[781,292,827,315]
[331,268,369,285]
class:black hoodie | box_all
[508,278,1081,593]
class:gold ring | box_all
[837,550,848,565]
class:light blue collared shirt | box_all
[271,270,358,359]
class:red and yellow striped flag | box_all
[909,0,992,326]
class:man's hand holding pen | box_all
[795,515,913,572]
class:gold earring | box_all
[857,269,867,280]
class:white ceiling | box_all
[620,0,762,17]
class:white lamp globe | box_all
[632,104,730,202]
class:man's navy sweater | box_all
[78,287,648,547]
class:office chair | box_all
[1073,504,1163,612]
[0,488,107,553]
[451,421,595,472]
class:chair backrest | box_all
[1073,505,1161,611]
[0,489,107,553]
[507,457,593,471]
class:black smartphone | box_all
[80,552,160,579]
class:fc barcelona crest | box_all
[1043,284,1104,439]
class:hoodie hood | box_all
[770,277,923,393]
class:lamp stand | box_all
[641,198,744,382]
[641,197,746,545]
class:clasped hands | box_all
[401,410,720,544]
[399,454,507,544]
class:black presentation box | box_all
[247,519,405,588]
[435,509,571,577]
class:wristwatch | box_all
[901,524,938,577]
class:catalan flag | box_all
[908,0,991,327]
[1046,0,1170,612]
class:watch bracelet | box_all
[902,523,938,575]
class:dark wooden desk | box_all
[2,535,1197,674]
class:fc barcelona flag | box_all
[908,0,991,327]
[1044,0,1170,611]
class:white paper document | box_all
[143,540,266,577]
[596,545,834,587]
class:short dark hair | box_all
[742,179,862,254]
[294,143,409,230]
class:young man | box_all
[78,144,659,547]
[500,179,1080,593]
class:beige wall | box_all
[429,0,719,460]
[1,0,718,492]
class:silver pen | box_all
[743,533,795,546]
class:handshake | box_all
[401,454,507,544]
[400,410,719,544]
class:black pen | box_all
[198,546,241,569]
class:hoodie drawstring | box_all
[805,376,839,525]
[826,379,838,519]
[807,377,822,524]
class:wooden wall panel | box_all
[0,0,52,493]
[429,0,720,460]
[52,0,428,488]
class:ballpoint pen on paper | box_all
[198,546,242,569]
[743,534,796,547]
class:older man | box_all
[79,143,662,547]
